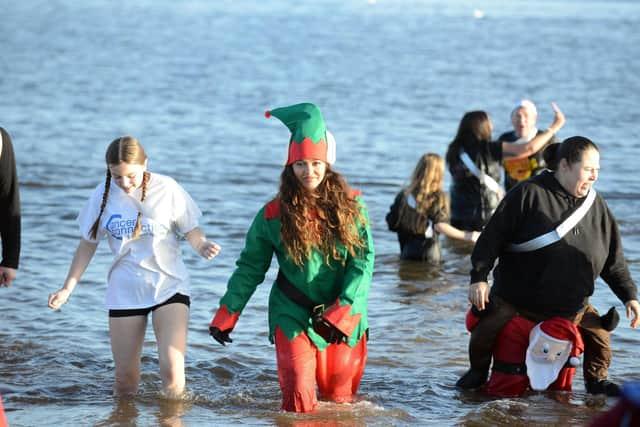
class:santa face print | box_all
[529,336,571,363]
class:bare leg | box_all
[109,315,148,396]
[152,303,189,398]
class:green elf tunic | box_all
[211,193,374,351]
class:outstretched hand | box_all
[209,326,233,346]
[469,281,490,311]
[185,228,221,260]
[0,267,17,287]
[626,300,640,328]
[549,102,566,132]
[48,288,71,310]
[198,240,221,260]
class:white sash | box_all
[507,189,597,252]
[0,130,3,158]
[460,151,501,194]
[408,194,433,238]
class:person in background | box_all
[457,136,640,397]
[208,103,374,413]
[386,153,479,262]
[48,136,220,398]
[0,126,20,288]
[446,103,565,231]
[0,126,20,427]
[500,99,559,192]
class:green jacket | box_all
[211,195,374,351]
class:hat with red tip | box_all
[265,102,336,165]
[526,317,584,390]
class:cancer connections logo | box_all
[105,214,164,240]
[106,215,136,240]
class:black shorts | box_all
[109,293,191,318]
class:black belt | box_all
[276,269,349,343]
[276,270,326,317]
[493,360,527,375]
[493,359,575,376]
[276,269,369,344]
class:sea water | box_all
[1,0,639,425]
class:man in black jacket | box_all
[457,136,640,396]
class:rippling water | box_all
[2,1,640,425]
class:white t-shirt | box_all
[78,172,202,309]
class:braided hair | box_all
[89,136,148,240]
[131,171,150,239]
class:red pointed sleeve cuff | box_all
[210,304,240,331]
[322,299,361,338]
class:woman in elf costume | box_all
[209,103,374,413]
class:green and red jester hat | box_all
[265,102,336,165]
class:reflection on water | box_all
[95,394,193,427]
[156,398,191,427]
[96,397,140,427]
[272,400,400,427]
[458,392,608,427]
[396,259,448,299]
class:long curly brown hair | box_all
[278,165,366,267]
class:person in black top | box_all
[0,126,19,425]
[446,104,564,231]
[386,153,479,262]
[499,99,559,191]
[0,127,20,287]
[456,136,640,396]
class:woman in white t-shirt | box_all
[48,136,220,398]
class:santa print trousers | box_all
[274,327,367,413]
[468,295,611,382]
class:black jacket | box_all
[448,140,502,231]
[386,191,448,262]
[0,127,21,269]
[471,171,636,317]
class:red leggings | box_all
[274,327,367,413]
[0,394,7,427]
